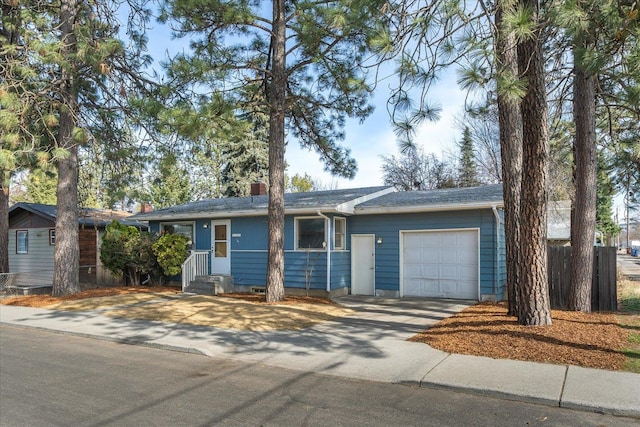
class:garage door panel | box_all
[406,278,439,295]
[440,248,459,262]
[403,230,478,300]
[457,249,477,264]
[438,264,461,280]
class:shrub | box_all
[152,233,189,276]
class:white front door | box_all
[211,220,231,274]
[351,234,375,295]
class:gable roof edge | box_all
[335,186,396,214]
[8,202,56,222]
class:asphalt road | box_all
[0,325,637,427]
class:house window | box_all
[296,217,325,250]
[49,229,56,246]
[160,222,195,249]
[16,230,28,254]
[334,217,346,250]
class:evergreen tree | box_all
[146,151,192,209]
[2,0,159,294]
[596,156,620,244]
[12,167,58,205]
[495,0,523,316]
[457,127,479,187]
[515,0,552,325]
[160,0,387,301]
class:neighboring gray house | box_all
[8,203,146,286]
[132,185,507,301]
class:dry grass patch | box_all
[617,278,640,373]
[1,287,180,308]
[44,293,177,311]
[1,287,352,331]
[410,302,628,371]
[105,295,353,331]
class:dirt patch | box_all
[409,302,630,370]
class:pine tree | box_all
[2,0,160,294]
[160,0,387,301]
[516,0,552,325]
[12,168,58,205]
[457,127,479,187]
[495,0,523,317]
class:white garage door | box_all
[402,229,479,299]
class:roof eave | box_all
[355,201,505,215]
[131,206,356,221]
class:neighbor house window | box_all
[49,229,56,246]
[296,217,325,250]
[334,217,346,250]
[160,222,195,249]
[16,230,28,254]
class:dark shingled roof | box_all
[131,186,394,220]
[355,184,504,212]
[9,202,145,228]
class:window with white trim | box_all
[49,229,56,246]
[160,222,195,249]
[296,217,325,250]
[334,217,346,250]
[16,230,28,254]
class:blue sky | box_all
[285,79,467,189]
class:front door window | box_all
[214,224,227,258]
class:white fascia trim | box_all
[134,207,351,221]
[335,187,396,214]
[355,201,505,215]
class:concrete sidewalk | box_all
[1,297,639,418]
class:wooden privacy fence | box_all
[547,246,617,311]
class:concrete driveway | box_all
[331,296,475,339]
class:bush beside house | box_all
[100,221,189,286]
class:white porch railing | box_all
[181,251,209,291]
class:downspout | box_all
[491,205,501,301]
[317,211,331,293]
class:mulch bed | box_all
[409,302,628,370]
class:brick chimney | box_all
[250,182,267,196]
[140,202,153,213]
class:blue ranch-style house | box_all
[131,184,506,301]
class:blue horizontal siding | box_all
[151,207,506,299]
[331,251,350,290]
[349,209,504,299]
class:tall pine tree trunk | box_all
[52,0,80,296]
[496,0,523,316]
[568,49,597,312]
[265,0,286,302]
[0,178,9,273]
[516,0,552,326]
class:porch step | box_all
[184,275,233,296]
